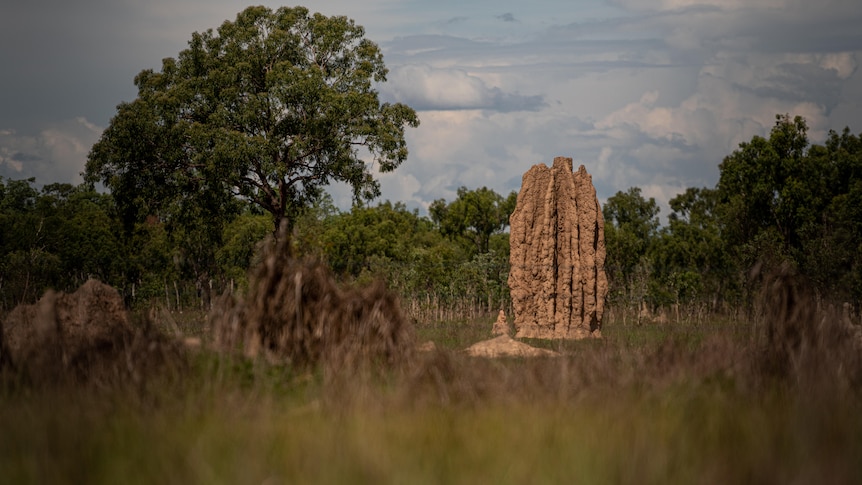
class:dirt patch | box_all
[465,335,559,358]
[508,157,608,339]
[211,232,414,372]
[416,340,437,352]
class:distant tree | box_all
[429,187,517,254]
[651,187,736,310]
[85,5,419,235]
[0,179,125,307]
[39,184,125,287]
[0,177,37,215]
[320,201,429,277]
[717,114,862,304]
[217,211,272,291]
[0,177,54,305]
[602,187,660,308]
[603,187,659,273]
[717,114,817,269]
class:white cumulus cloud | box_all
[384,64,545,112]
[0,118,103,185]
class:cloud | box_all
[356,0,862,217]
[513,0,862,209]
[0,118,102,185]
[578,56,833,214]
[607,0,772,11]
[2,0,861,224]
[383,64,546,112]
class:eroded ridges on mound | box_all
[508,157,607,339]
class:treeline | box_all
[0,179,518,320]
[0,181,124,308]
[605,115,862,320]
[2,115,860,321]
[0,178,246,311]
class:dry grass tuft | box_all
[753,262,862,391]
[211,232,415,373]
[0,314,11,371]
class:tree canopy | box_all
[602,187,660,274]
[718,114,862,301]
[85,5,419,233]
[7,109,862,317]
[429,187,517,255]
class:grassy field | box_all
[2,310,862,484]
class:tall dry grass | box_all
[210,230,414,375]
[395,261,861,410]
[751,262,862,392]
[2,261,862,483]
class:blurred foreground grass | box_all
[2,315,861,484]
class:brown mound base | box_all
[2,279,132,371]
[465,335,559,358]
[508,157,608,339]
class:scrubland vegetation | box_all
[2,5,861,482]
[1,109,861,485]
[2,90,861,485]
[2,261,862,484]
[3,115,860,324]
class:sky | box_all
[2,0,861,217]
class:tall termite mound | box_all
[508,157,608,339]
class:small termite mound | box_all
[1,279,185,384]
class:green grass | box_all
[2,315,861,484]
[414,315,497,350]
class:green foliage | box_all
[292,193,514,319]
[319,200,429,278]
[122,219,177,305]
[85,5,418,234]
[217,212,272,291]
[651,187,738,309]
[5,111,861,315]
[0,179,124,307]
[603,187,660,270]
[718,114,813,268]
[602,187,660,308]
[717,114,862,304]
[429,186,517,255]
[797,128,862,300]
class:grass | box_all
[2,311,862,484]
[415,315,497,350]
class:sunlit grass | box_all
[414,315,496,350]
[2,315,861,484]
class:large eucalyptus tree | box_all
[86,6,419,234]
